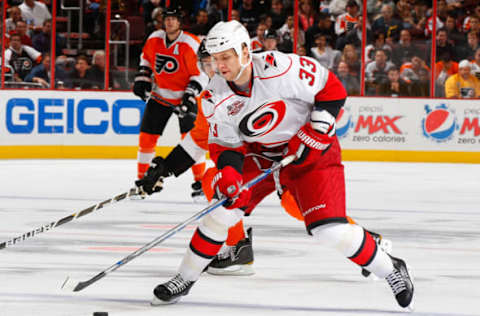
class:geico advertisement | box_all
[339,97,480,151]
[0,91,181,146]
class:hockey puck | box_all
[93,313,108,316]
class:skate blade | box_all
[151,295,181,306]
[207,264,255,276]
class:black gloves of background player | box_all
[135,157,169,195]
[177,81,201,133]
[133,66,153,101]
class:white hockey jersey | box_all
[201,51,346,160]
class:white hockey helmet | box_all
[205,20,251,57]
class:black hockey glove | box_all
[179,87,198,119]
[135,157,169,195]
[133,66,152,101]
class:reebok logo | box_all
[302,204,326,217]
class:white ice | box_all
[0,159,479,316]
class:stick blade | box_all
[61,276,80,292]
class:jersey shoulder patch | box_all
[253,51,293,80]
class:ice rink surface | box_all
[0,159,479,316]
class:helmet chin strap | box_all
[232,53,252,82]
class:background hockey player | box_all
[133,5,208,199]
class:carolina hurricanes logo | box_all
[239,100,286,137]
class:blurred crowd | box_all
[1,0,480,98]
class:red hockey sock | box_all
[348,229,378,267]
[226,220,246,246]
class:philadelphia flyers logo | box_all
[239,100,286,137]
[155,54,179,74]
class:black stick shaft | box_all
[0,188,139,250]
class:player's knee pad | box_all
[311,223,364,257]
[200,207,243,241]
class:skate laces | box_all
[386,269,407,295]
[166,274,191,294]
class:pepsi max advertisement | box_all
[338,97,480,151]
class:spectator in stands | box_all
[263,29,279,51]
[396,0,415,31]
[55,55,75,87]
[25,53,51,87]
[297,45,307,56]
[371,4,402,42]
[310,34,341,70]
[463,13,480,38]
[445,59,480,98]
[336,60,360,95]
[445,14,465,46]
[410,0,427,39]
[471,48,480,80]
[305,12,336,53]
[19,0,51,31]
[435,51,458,97]
[5,6,22,34]
[277,13,305,53]
[145,7,164,37]
[365,31,392,64]
[428,28,456,63]
[400,54,429,84]
[189,8,210,36]
[13,20,33,46]
[378,67,410,97]
[231,9,241,22]
[4,32,42,82]
[239,0,261,35]
[329,0,361,17]
[261,14,275,31]
[341,43,360,77]
[67,55,94,90]
[457,32,480,61]
[32,19,64,57]
[269,0,287,30]
[391,29,421,66]
[365,48,395,95]
[335,0,360,38]
[143,0,162,28]
[88,50,107,90]
[410,68,430,97]
[463,5,480,33]
[298,0,316,31]
[251,23,267,53]
[207,0,229,24]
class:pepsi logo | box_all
[421,104,458,142]
[335,107,354,138]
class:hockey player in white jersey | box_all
[150,20,414,310]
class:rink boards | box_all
[0,90,479,163]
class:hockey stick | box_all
[148,93,197,119]
[62,155,296,292]
[0,188,140,250]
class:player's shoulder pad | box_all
[146,29,165,41]
[179,31,201,52]
[252,50,293,79]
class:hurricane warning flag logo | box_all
[335,107,354,138]
[421,104,458,142]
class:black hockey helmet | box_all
[163,5,182,19]
[197,39,210,60]
[264,29,278,40]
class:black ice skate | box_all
[151,274,195,305]
[191,181,206,203]
[361,230,392,278]
[385,255,414,310]
[207,227,254,276]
